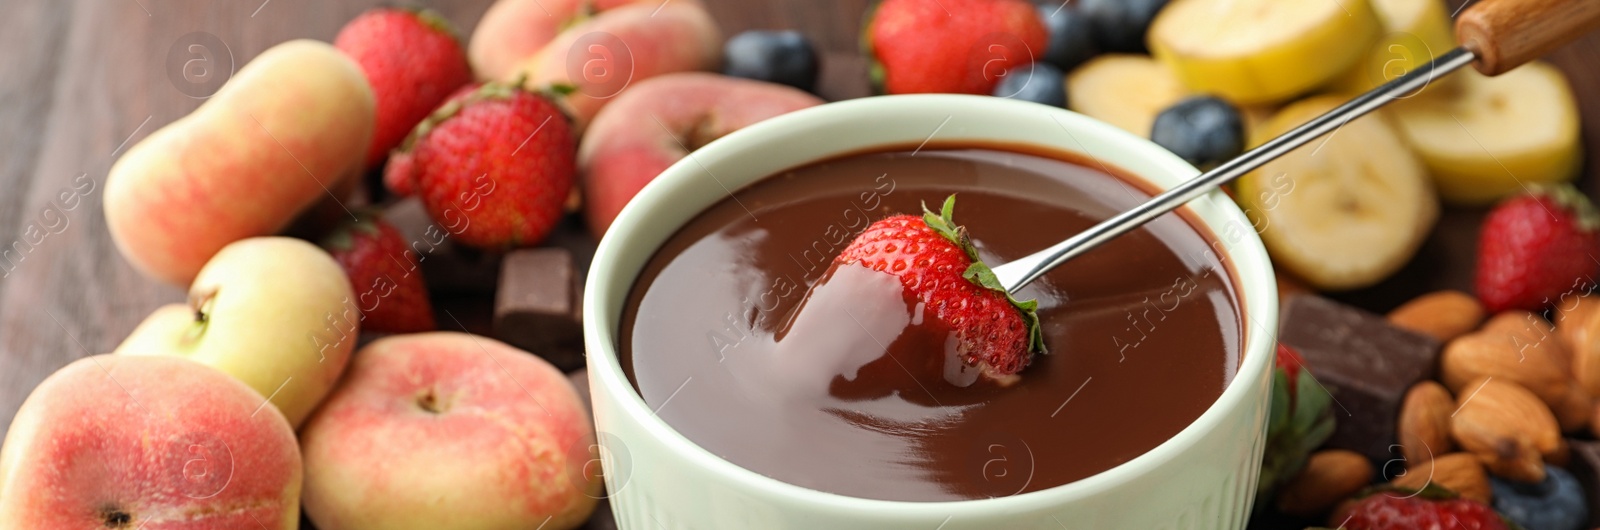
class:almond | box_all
[1391,452,1492,503]
[1397,381,1454,465]
[1449,377,1561,482]
[1553,293,1600,344]
[1484,310,1569,365]
[1387,290,1485,342]
[1440,332,1546,393]
[1276,449,1373,517]
[1440,314,1585,429]
[1484,309,1556,334]
[1395,451,1491,505]
[1558,296,1600,396]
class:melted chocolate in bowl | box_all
[620,146,1242,502]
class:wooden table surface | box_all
[1,0,1599,521]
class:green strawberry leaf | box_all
[397,78,533,154]
[322,227,355,252]
[319,209,382,252]
[545,83,579,97]
[1530,182,1600,231]
[868,62,886,95]
[920,195,1047,355]
[1268,370,1291,437]
[1302,415,1336,453]
[1257,371,1336,506]
[1292,371,1336,443]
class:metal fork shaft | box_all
[991,47,1478,293]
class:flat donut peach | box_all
[470,0,684,81]
[514,1,722,130]
[578,72,823,235]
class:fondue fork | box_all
[991,0,1600,293]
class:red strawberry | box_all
[1257,344,1335,503]
[1276,343,1306,385]
[321,213,435,334]
[1476,184,1600,313]
[385,82,576,250]
[834,195,1044,381]
[335,7,474,173]
[1331,485,1513,530]
[866,0,1048,94]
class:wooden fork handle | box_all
[1457,0,1600,75]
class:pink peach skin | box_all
[512,1,722,129]
[469,0,667,81]
[105,40,374,285]
[299,332,599,530]
[0,355,302,529]
[579,72,824,235]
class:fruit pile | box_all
[867,0,1584,291]
[1259,285,1600,529]
[0,0,1593,527]
[1251,184,1600,529]
[0,1,828,528]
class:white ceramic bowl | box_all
[583,94,1278,529]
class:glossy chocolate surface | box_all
[620,146,1241,501]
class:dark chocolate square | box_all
[1278,294,1441,465]
[493,247,584,370]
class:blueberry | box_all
[1036,4,1097,71]
[1150,96,1244,170]
[1490,465,1587,530]
[991,62,1067,108]
[722,30,819,93]
[1078,0,1169,53]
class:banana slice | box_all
[1328,0,1459,94]
[1236,96,1437,291]
[1066,54,1186,137]
[1386,62,1582,206]
[1148,0,1381,105]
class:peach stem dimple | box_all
[416,387,446,414]
[188,287,219,324]
[99,504,132,528]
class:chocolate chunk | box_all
[1567,439,1600,527]
[494,247,584,370]
[1278,294,1441,464]
[383,198,502,295]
